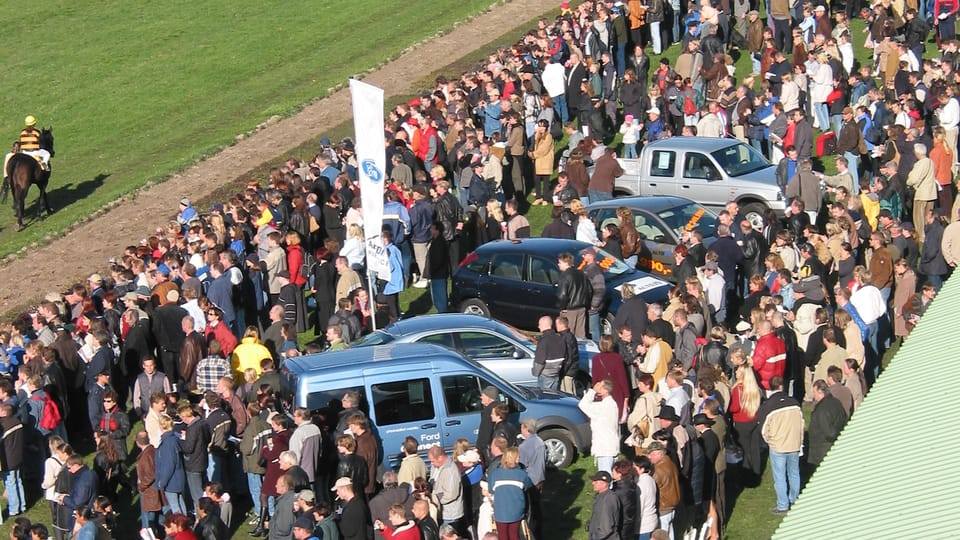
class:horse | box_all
[3,127,54,230]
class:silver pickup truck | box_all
[606,137,787,228]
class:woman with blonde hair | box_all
[569,199,600,245]
[340,223,365,270]
[834,309,865,365]
[484,199,505,242]
[764,253,785,294]
[729,363,763,479]
[930,126,955,214]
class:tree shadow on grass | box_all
[541,464,589,538]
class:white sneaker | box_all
[413,279,429,288]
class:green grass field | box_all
[0,0,493,255]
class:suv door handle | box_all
[681,185,690,189]
[421,423,437,429]
[445,420,461,426]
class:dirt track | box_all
[0,0,555,311]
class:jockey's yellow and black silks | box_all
[18,128,39,151]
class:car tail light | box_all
[459,251,478,268]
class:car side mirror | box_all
[513,349,524,359]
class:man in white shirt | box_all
[541,56,568,123]
[578,380,620,473]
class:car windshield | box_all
[351,331,395,347]
[711,142,770,177]
[576,247,634,278]
[657,202,719,239]
[502,322,538,349]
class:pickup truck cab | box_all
[608,137,787,228]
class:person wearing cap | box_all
[619,113,640,159]
[701,260,726,323]
[585,469,621,540]
[292,515,318,540]
[643,441,678,536]
[176,197,197,233]
[645,106,664,143]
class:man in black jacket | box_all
[581,248,607,342]
[194,497,228,540]
[587,471,622,540]
[556,316,581,394]
[533,316,566,390]
[557,252,591,338]
[177,403,211,512]
[433,181,463,270]
[807,379,848,468]
[412,499,439,540]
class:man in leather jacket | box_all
[556,252,592,338]
[433,181,463,269]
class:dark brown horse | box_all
[3,128,54,230]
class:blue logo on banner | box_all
[361,159,384,183]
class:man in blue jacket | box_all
[155,414,188,515]
[57,454,97,531]
[408,186,434,289]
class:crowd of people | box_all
[1,0,958,539]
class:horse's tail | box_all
[1,160,11,204]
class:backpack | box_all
[328,312,354,344]
[31,392,61,432]
[550,111,563,140]
[682,89,698,116]
[300,250,317,280]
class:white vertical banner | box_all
[349,79,390,278]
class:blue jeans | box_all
[831,114,843,136]
[615,44,626,77]
[207,453,224,485]
[843,152,860,193]
[400,241,413,283]
[769,450,800,510]
[430,279,448,313]
[589,189,613,203]
[814,103,830,131]
[186,471,205,511]
[751,52,761,74]
[537,375,559,390]
[2,469,24,515]
[554,94,569,124]
[247,473,263,515]
[163,491,186,515]
[140,498,157,530]
[589,310,601,342]
[623,143,637,159]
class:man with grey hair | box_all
[907,142,937,243]
[429,446,467,536]
[289,407,323,495]
[368,470,414,528]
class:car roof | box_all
[284,342,465,375]
[642,136,741,152]
[472,238,593,256]
[585,195,700,213]
[381,313,506,337]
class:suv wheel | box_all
[742,202,767,231]
[459,298,491,317]
[540,428,576,468]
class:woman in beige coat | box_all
[528,119,554,205]
[892,258,917,340]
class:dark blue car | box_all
[450,238,672,332]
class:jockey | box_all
[19,115,50,171]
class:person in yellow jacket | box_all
[18,115,50,171]
[231,326,272,382]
